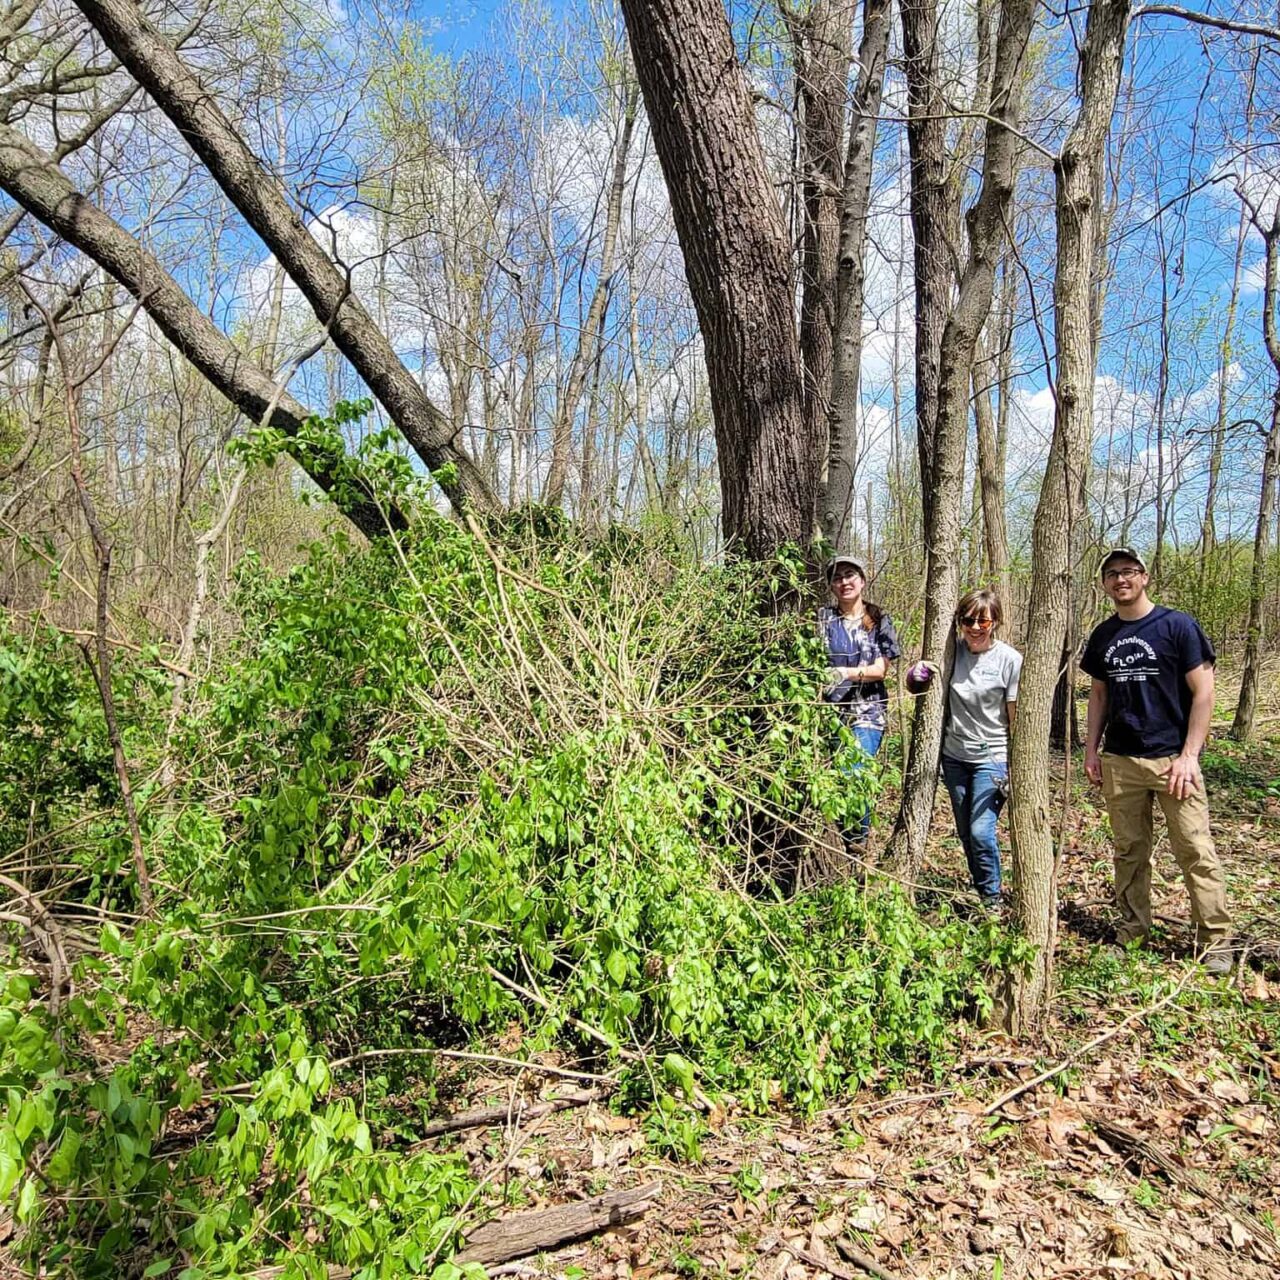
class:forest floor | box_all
[433,679,1280,1280]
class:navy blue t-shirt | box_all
[1080,606,1215,758]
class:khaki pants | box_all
[1100,753,1231,949]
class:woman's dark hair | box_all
[955,586,1003,632]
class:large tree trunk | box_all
[788,0,856,531]
[899,0,952,525]
[0,122,399,540]
[884,0,1037,880]
[1005,0,1132,1033]
[544,80,640,508]
[618,0,815,558]
[1232,217,1280,742]
[823,0,891,547]
[72,0,499,519]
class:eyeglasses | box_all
[1103,567,1144,581]
[831,570,862,582]
[960,616,994,630]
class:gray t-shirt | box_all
[942,639,1022,763]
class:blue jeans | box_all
[941,756,1007,899]
[839,725,884,843]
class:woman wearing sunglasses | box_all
[941,587,1022,912]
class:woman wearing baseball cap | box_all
[821,555,901,847]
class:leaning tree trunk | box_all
[72,0,499,519]
[1005,0,1133,1033]
[883,0,1037,880]
[1232,217,1280,742]
[823,0,891,547]
[0,122,400,540]
[618,0,815,558]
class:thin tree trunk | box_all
[544,80,639,508]
[1151,211,1173,581]
[72,0,499,518]
[885,0,1036,879]
[1005,0,1132,1033]
[973,324,1010,607]
[1232,213,1280,742]
[1200,126,1253,594]
[618,0,815,559]
[823,0,891,546]
[30,297,154,914]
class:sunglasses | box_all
[960,615,994,630]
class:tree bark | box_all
[787,0,856,538]
[0,122,399,540]
[899,0,953,527]
[973,327,1010,601]
[1005,0,1132,1032]
[618,0,815,559]
[884,0,1038,880]
[823,0,891,547]
[71,0,499,519]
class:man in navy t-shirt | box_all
[1081,548,1232,973]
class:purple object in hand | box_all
[905,661,935,694]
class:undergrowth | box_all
[0,471,1024,1277]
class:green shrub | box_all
[0,499,1022,1276]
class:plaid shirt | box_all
[820,606,901,730]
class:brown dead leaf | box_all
[1047,1100,1084,1147]
[829,1156,875,1182]
[1211,1078,1251,1105]
[777,1133,808,1155]
[1228,1108,1270,1136]
[812,1215,845,1240]
[879,1222,909,1250]
[875,1114,914,1141]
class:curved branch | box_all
[1133,4,1280,40]
[71,0,500,519]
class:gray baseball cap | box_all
[826,553,867,582]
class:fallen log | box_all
[1091,1116,1276,1251]
[413,1088,602,1143]
[457,1181,661,1265]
